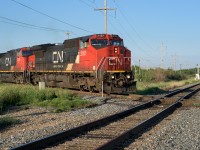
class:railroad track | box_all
[11,82,200,150]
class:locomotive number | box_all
[79,51,86,56]
[52,51,63,64]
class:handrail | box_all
[96,57,106,79]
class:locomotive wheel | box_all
[15,80,20,84]
[80,85,84,91]
[89,86,96,93]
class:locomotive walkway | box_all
[11,83,200,150]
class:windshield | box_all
[91,39,108,48]
[110,40,124,46]
[22,50,33,57]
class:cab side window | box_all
[17,51,20,57]
[79,40,84,49]
[79,40,88,49]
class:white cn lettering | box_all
[52,51,63,64]
[58,51,63,63]
[108,57,123,66]
[109,58,116,65]
[117,58,123,65]
[5,57,11,66]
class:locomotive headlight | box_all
[111,75,115,79]
[126,75,131,79]
[114,47,118,53]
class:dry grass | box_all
[161,98,179,105]
[182,99,200,107]
[137,78,199,95]
[163,81,186,90]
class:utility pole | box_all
[139,59,141,81]
[195,64,200,80]
[95,0,116,33]
[66,32,70,39]
[160,42,166,69]
[171,54,177,70]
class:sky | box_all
[0,0,200,69]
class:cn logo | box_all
[108,57,123,66]
[5,57,11,66]
[52,51,63,64]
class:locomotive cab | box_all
[90,34,131,71]
[88,34,136,94]
[14,48,35,71]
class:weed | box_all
[0,116,20,130]
[194,104,200,107]
[136,86,166,95]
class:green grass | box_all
[0,116,20,130]
[193,103,200,107]
[0,84,95,113]
[136,86,166,95]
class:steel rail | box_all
[10,82,200,150]
[164,82,200,97]
[96,86,200,150]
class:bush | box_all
[0,86,21,112]
[133,66,190,82]
[165,71,186,81]
[153,69,166,82]
[0,84,94,113]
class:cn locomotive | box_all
[0,34,136,94]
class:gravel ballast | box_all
[125,108,200,150]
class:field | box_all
[0,84,95,114]
[134,67,199,94]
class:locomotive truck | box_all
[0,34,136,94]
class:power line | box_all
[81,0,143,47]
[0,16,72,33]
[85,0,95,3]
[0,20,57,32]
[11,0,93,34]
[79,0,96,8]
[80,0,157,62]
[109,1,159,66]
[112,0,155,51]
[79,0,120,34]
[112,17,157,60]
